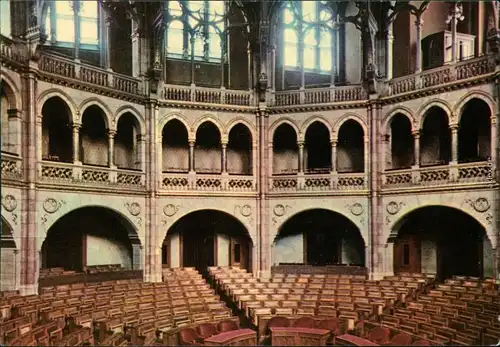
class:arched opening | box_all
[163,210,253,274]
[227,124,252,175]
[195,122,222,173]
[304,121,331,173]
[392,206,491,281]
[1,83,15,154]
[80,106,109,166]
[162,119,189,173]
[458,99,491,163]
[389,114,414,169]
[1,217,17,291]
[274,209,365,267]
[337,120,364,173]
[41,207,141,272]
[41,97,73,163]
[420,107,451,166]
[115,113,139,170]
[273,123,298,174]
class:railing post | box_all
[190,84,196,102]
[299,88,305,104]
[220,87,226,104]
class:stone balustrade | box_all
[161,172,256,193]
[1,153,23,180]
[38,161,145,189]
[270,172,368,193]
[387,55,495,96]
[382,161,493,189]
[38,53,142,95]
[162,84,254,106]
[271,85,367,107]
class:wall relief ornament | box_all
[235,204,252,217]
[125,202,141,216]
[386,201,404,215]
[346,203,364,216]
[163,204,180,217]
[43,198,65,214]
[464,197,490,213]
[2,195,17,212]
[272,204,292,227]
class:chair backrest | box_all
[218,320,239,333]
[179,327,200,344]
[292,316,316,329]
[196,323,218,339]
[389,333,412,346]
[267,316,290,330]
[368,326,390,344]
[315,317,340,332]
[412,339,431,346]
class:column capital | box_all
[297,141,305,148]
[449,124,459,132]
[7,109,22,118]
[221,141,228,147]
[107,129,117,138]
[188,139,196,146]
[330,138,338,146]
[72,122,82,130]
[412,130,420,137]
[136,134,145,142]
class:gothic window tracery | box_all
[281,0,335,73]
[165,0,226,62]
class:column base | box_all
[19,283,38,296]
[257,270,271,279]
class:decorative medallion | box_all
[43,198,62,214]
[273,204,286,217]
[125,202,141,216]
[163,204,179,217]
[240,205,252,217]
[473,197,490,213]
[349,203,364,216]
[2,195,17,212]
[386,201,401,215]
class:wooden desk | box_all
[204,329,257,346]
[336,334,380,346]
[270,327,330,346]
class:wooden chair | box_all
[292,316,316,328]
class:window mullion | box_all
[182,1,189,58]
[50,2,56,43]
[203,0,209,60]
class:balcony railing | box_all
[270,172,368,193]
[162,84,254,107]
[161,172,256,192]
[382,161,493,189]
[38,53,142,95]
[271,85,367,107]
[1,153,22,180]
[38,161,145,188]
[0,36,29,65]
[387,55,495,96]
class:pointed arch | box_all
[418,99,453,128]
[382,106,417,135]
[79,98,114,129]
[115,106,146,136]
[192,115,225,141]
[454,91,496,123]
[269,118,301,143]
[1,74,21,110]
[38,89,78,123]
[226,118,256,145]
[333,113,367,138]
[301,116,333,140]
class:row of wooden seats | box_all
[356,320,439,346]
[2,268,234,346]
[171,318,240,345]
[83,264,122,274]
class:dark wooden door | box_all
[394,235,421,274]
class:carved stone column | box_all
[20,71,38,295]
[104,16,112,70]
[136,134,146,171]
[386,25,394,79]
[450,125,458,164]
[413,131,420,166]
[131,24,141,78]
[447,3,464,64]
[107,130,116,167]
[330,140,337,173]
[72,123,81,164]
[188,140,195,173]
[73,1,80,60]
[415,15,423,73]
[298,141,305,173]
[221,142,227,173]
[257,105,270,278]
[270,45,276,91]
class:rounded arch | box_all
[274,208,366,267]
[454,91,496,123]
[39,204,141,251]
[1,75,21,110]
[159,113,191,140]
[418,99,453,128]
[388,205,491,280]
[226,118,256,145]
[301,116,333,141]
[388,205,490,243]
[269,118,300,143]
[192,115,225,141]
[333,113,367,138]
[115,106,146,135]
[164,209,254,272]
[382,107,417,135]
[79,98,114,129]
[37,89,78,122]
[40,205,142,271]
